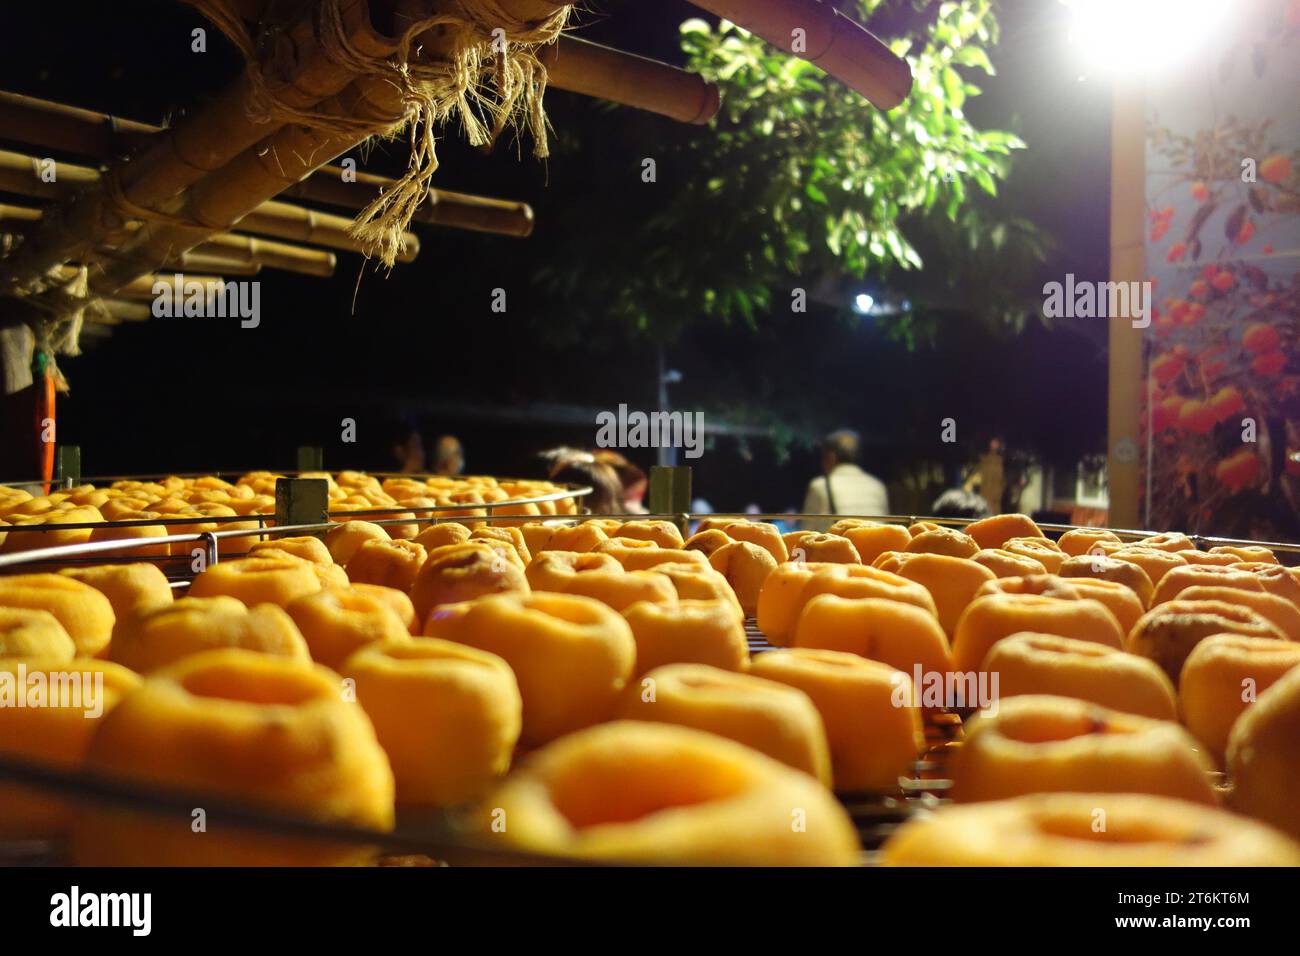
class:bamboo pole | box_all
[539,36,720,125]
[282,171,535,237]
[116,274,230,301]
[28,270,164,325]
[51,267,216,296]
[0,92,156,158]
[101,299,153,322]
[197,234,338,278]
[0,0,400,287]
[0,203,41,225]
[80,303,133,327]
[685,0,911,110]
[166,252,264,277]
[0,148,99,200]
[4,199,335,277]
[0,99,532,238]
[0,148,416,259]
[239,200,420,262]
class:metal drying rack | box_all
[1,476,1295,864]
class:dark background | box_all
[0,0,1113,510]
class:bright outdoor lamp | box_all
[1066,0,1228,76]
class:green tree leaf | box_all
[534,0,1046,350]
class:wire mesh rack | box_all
[0,472,595,581]
[0,504,1291,865]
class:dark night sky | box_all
[0,0,1113,510]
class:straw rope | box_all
[101,166,207,231]
[185,0,569,267]
[15,265,93,372]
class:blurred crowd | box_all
[382,422,1020,524]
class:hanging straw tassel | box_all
[12,264,91,415]
[40,265,90,361]
[346,0,569,267]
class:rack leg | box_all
[56,444,81,489]
[296,446,324,472]
[649,465,692,533]
[275,477,329,532]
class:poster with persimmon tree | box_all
[1142,0,1300,539]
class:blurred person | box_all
[931,479,991,519]
[539,447,623,515]
[592,449,648,514]
[973,437,1006,513]
[801,429,888,531]
[380,419,426,474]
[432,435,465,476]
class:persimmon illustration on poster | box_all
[1142,0,1300,538]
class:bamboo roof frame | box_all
[0,0,910,346]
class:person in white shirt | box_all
[801,429,889,531]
